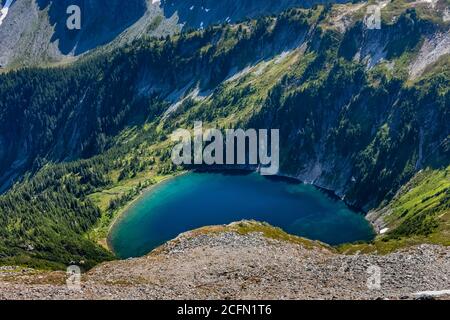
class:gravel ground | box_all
[0,222,449,300]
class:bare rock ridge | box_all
[0,221,449,300]
[0,0,351,68]
[0,0,150,67]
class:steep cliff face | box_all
[36,0,148,54]
[0,9,310,192]
[0,0,154,67]
[0,3,448,195]
[0,3,448,268]
[0,0,351,68]
[0,0,60,67]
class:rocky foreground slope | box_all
[0,221,448,300]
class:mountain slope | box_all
[1,221,449,300]
[0,0,169,68]
[160,0,349,28]
[0,0,352,69]
[0,2,448,268]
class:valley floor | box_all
[0,221,449,300]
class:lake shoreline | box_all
[106,168,376,258]
[105,171,188,254]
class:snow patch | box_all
[414,290,450,297]
[0,0,14,27]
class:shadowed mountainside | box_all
[0,2,448,269]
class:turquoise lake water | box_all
[109,172,375,258]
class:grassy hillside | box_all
[0,3,448,269]
[386,166,450,239]
[340,166,450,254]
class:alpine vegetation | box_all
[0,1,448,301]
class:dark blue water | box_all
[109,172,374,258]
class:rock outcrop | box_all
[0,0,353,68]
[0,221,448,300]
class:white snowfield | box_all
[414,290,450,297]
[0,0,14,27]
